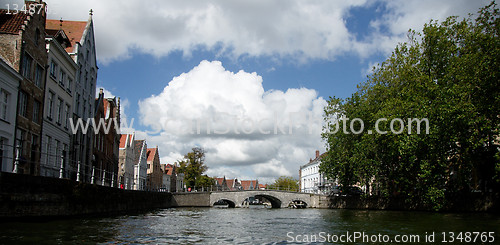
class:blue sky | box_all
[38,0,489,183]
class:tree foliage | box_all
[177,147,208,188]
[321,3,499,210]
[269,176,299,191]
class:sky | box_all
[8,0,489,183]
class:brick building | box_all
[0,1,48,175]
[146,146,163,191]
[92,89,120,186]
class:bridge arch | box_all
[209,190,317,208]
[213,198,236,208]
[242,194,282,208]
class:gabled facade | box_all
[240,180,259,190]
[40,29,77,178]
[0,2,48,175]
[0,57,22,173]
[133,140,147,190]
[92,89,120,186]
[118,133,135,189]
[215,177,227,191]
[161,163,176,192]
[146,147,162,191]
[46,12,98,182]
[225,178,242,191]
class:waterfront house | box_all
[133,139,147,190]
[299,150,336,194]
[93,89,120,186]
[40,28,77,178]
[0,57,22,173]
[0,1,49,175]
[46,11,98,183]
[146,146,163,191]
[118,133,135,189]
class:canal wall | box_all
[0,172,172,219]
[171,192,210,207]
[327,193,499,212]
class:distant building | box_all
[240,180,259,190]
[0,57,22,173]
[40,29,77,178]
[215,177,227,191]
[161,163,176,192]
[299,150,336,194]
[118,133,135,189]
[146,147,162,191]
[176,171,185,192]
[133,140,147,190]
[0,2,48,175]
[258,184,268,190]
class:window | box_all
[33,100,40,124]
[15,129,25,155]
[64,104,70,128]
[56,98,63,124]
[34,64,43,87]
[59,70,65,87]
[0,89,9,121]
[49,61,57,79]
[55,140,60,160]
[22,54,33,79]
[75,93,80,115]
[45,135,51,166]
[67,78,72,92]
[47,91,54,120]
[18,91,28,118]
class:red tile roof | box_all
[258,184,267,189]
[226,179,235,189]
[146,148,157,162]
[46,19,87,53]
[215,177,225,186]
[240,180,258,190]
[119,134,134,149]
[0,10,28,34]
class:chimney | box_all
[316,150,320,159]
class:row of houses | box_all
[0,1,185,192]
[117,133,184,191]
[0,1,96,179]
[214,176,266,191]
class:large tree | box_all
[269,176,299,192]
[321,3,499,210]
[177,147,208,189]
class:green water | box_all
[0,208,498,244]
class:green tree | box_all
[269,176,299,192]
[196,175,216,189]
[177,147,208,189]
[321,3,499,210]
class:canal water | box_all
[1,208,498,244]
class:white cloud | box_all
[138,60,326,180]
[40,0,488,64]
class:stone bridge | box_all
[210,190,324,208]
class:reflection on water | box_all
[0,208,499,244]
